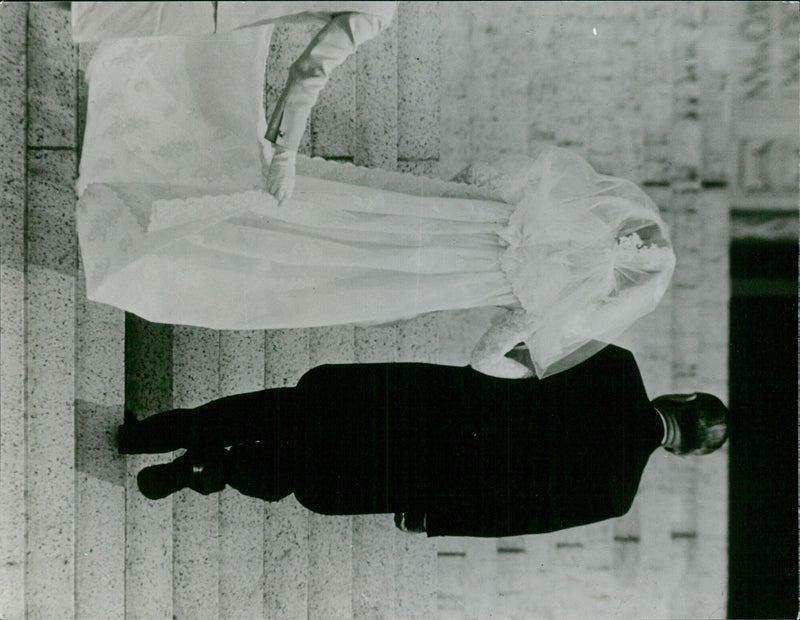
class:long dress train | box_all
[75,25,675,379]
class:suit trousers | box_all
[131,368,428,515]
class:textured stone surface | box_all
[219,330,266,620]
[308,514,354,619]
[397,313,439,363]
[352,516,396,619]
[125,452,174,620]
[437,2,476,179]
[26,149,77,274]
[27,3,76,148]
[397,159,439,177]
[434,538,466,618]
[76,267,126,620]
[393,534,436,620]
[172,326,221,620]
[265,328,309,386]
[354,324,398,363]
[397,1,441,161]
[307,326,354,619]
[355,17,398,169]
[312,33,356,159]
[124,316,174,620]
[25,267,76,620]
[173,483,220,620]
[263,328,309,619]
[0,5,28,617]
[263,497,309,620]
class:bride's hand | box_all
[261,143,296,206]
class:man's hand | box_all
[394,511,426,534]
[262,143,296,206]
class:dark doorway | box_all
[728,238,798,619]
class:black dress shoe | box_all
[137,450,228,500]
[137,453,193,500]
[116,410,142,454]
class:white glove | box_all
[262,143,296,206]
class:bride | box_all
[73,5,676,380]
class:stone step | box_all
[4,5,446,619]
[171,327,221,620]
[0,4,30,619]
[218,330,267,619]
[263,328,310,620]
[124,317,175,620]
[75,261,126,620]
[306,326,356,620]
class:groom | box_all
[118,345,728,538]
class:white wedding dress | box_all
[75,24,676,379]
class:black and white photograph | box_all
[0,1,797,618]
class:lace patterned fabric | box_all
[75,30,675,379]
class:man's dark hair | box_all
[654,392,729,456]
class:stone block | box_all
[355,17,398,169]
[461,539,496,619]
[393,534,436,619]
[264,497,309,619]
[354,325,398,363]
[397,1,441,161]
[26,149,77,275]
[27,3,77,148]
[220,330,265,393]
[25,266,76,620]
[0,265,26,620]
[397,159,439,177]
[467,2,529,157]
[305,326,354,619]
[123,315,173,620]
[125,453,174,620]
[437,2,475,178]
[76,269,125,620]
[311,43,356,158]
[219,491,265,620]
[0,1,27,272]
[308,325,355,365]
[308,514,354,619]
[434,539,465,618]
[172,326,220,620]
[265,328,309,387]
[352,516,395,619]
[125,315,173,416]
[0,5,28,616]
[397,313,438,363]
[219,330,266,620]
[262,328,309,619]
[173,489,220,620]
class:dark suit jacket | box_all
[290,345,662,538]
